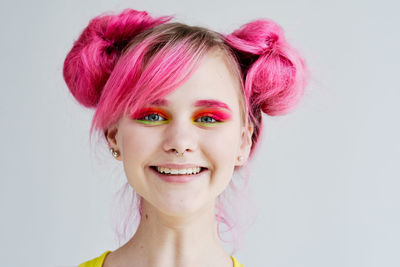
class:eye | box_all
[142,113,166,122]
[133,109,169,125]
[195,116,217,123]
[193,109,231,125]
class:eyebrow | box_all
[149,99,232,111]
[194,100,232,111]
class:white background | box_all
[1,0,399,266]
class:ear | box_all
[105,122,122,161]
[235,122,254,166]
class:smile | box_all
[149,165,208,183]
[150,166,207,175]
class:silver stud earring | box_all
[238,156,244,162]
[109,148,120,158]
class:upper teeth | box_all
[156,167,201,175]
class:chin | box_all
[140,190,215,219]
[131,167,221,217]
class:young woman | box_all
[63,8,308,267]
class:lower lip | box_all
[149,167,206,183]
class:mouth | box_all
[150,166,208,175]
[149,166,208,184]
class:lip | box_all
[153,163,205,169]
[149,165,208,183]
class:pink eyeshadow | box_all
[194,109,232,121]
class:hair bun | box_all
[225,19,309,116]
[227,19,284,55]
[63,9,172,108]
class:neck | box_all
[116,199,232,267]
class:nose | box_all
[162,117,198,156]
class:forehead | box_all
[162,50,242,108]
[151,98,232,111]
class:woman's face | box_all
[108,50,253,217]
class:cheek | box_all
[121,126,156,160]
[211,132,238,159]
[201,124,241,190]
[119,125,161,189]
[210,122,241,159]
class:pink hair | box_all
[225,20,309,154]
[63,8,309,251]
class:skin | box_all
[105,49,253,267]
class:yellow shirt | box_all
[78,251,245,267]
